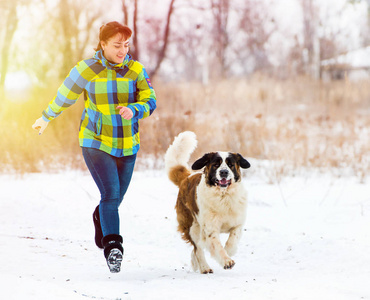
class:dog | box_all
[165,131,250,274]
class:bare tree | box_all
[122,0,129,24]
[122,0,139,60]
[59,0,74,77]
[75,4,101,59]
[121,0,176,77]
[237,0,276,74]
[58,0,101,77]
[0,1,19,88]
[301,0,320,79]
[132,0,139,60]
[210,0,230,76]
[150,0,176,78]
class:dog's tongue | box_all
[220,178,228,185]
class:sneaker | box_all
[102,234,124,273]
[106,248,123,273]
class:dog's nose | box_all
[220,169,229,178]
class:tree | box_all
[150,0,176,78]
[59,0,74,77]
[0,1,19,88]
[301,0,320,79]
[237,0,276,74]
[122,0,139,60]
[210,0,230,76]
[121,0,176,78]
[58,0,101,77]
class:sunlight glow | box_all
[4,71,33,102]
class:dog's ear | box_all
[192,153,211,170]
[236,153,250,169]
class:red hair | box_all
[95,21,132,51]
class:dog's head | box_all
[191,152,250,188]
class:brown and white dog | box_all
[165,131,250,274]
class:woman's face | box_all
[101,33,130,64]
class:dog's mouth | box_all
[215,178,232,188]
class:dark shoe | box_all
[102,234,124,273]
[93,206,103,249]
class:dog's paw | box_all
[223,259,235,270]
[201,268,214,274]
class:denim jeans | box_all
[82,147,136,237]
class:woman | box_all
[32,21,157,273]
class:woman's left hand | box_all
[116,106,134,120]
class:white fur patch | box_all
[215,151,235,182]
[165,131,197,176]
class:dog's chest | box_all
[196,182,247,228]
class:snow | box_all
[0,169,369,300]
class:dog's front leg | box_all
[224,225,243,257]
[204,228,235,269]
[190,223,213,274]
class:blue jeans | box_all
[82,147,136,237]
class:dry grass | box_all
[1,76,369,182]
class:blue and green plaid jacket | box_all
[42,50,157,157]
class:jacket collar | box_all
[94,50,131,69]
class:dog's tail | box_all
[165,131,197,187]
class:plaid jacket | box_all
[42,50,157,157]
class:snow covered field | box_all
[0,168,369,300]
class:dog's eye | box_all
[227,163,234,168]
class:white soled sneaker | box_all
[106,248,123,273]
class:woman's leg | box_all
[82,147,125,272]
[117,154,137,206]
[82,147,121,236]
[82,148,137,273]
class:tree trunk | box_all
[302,0,320,79]
[211,0,230,77]
[122,0,129,24]
[0,3,18,88]
[59,0,74,78]
[122,0,139,60]
[132,0,139,60]
[150,0,176,78]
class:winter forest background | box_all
[0,0,369,180]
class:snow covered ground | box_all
[0,168,369,300]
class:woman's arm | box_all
[42,60,92,122]
[32,60,95,135]
[127,67,157,120]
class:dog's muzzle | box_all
[215,169,232,188]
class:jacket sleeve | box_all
[42,60,92,122]
[127,67,157,120]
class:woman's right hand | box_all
[116,105,134,120]
[32,117,49,135]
